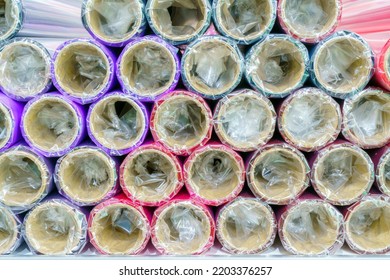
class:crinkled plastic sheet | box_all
[311,143,375,206]
[212,0,277,45]
[279,87,342,152]
[0,205,22,255]
[311,31,374,99]
[247,143,310,205]
[377,148,390,196]
[82,0,146,47]
[343,88,390,149]
[279,199,345,255]
[182,36,244,100]
[0,0,23,41]
[214,89,276,152]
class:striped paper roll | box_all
[0,205,23,255]
[374,145,390,196]
[0,0,23,42]
[0,93,23,152]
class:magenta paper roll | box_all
[0,93,23,152]
[373,145,390,196]
[52,38,116,105]
[21,93,86,158]
[0,205,23,255]
[116,35,180,102]
[87,91,148,156]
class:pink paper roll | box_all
[374,40,390,91]
[372,145,390,196]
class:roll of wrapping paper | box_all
[0,0,23,42]
[245,34,309,98]
[372,145,390,196]
[150,90,213,156]
[52,38,116,105]
[55,145,119,207]
[181,35,244,100]
[212,0,277,45]
[214,89,276,152]
[87,91,148,156]
[0,93,23,152]
[310,31,374,99]
[183,143,245,207]
[0,205,23,255]
[120,142,183,207]
[116,35,181,102]
[278,0,342,44]
[246,141,310,205]
[374,40,390,91]
[278,87,342,152]
[21,93,86,158]
[0,144,53,214]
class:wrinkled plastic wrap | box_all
[310,142,375,206]
[88,196,151,255]
[181,36,244,100]
[278,87,342,152]
[117,36,180,102]
[278,0,342,44]
[23,198,88,255]
[245,34,309,98]
[150,90,213,156]
[375,146,390,196]
[0,38,52,101]
[0,93,23,152]
[246,142,310,205]
[146,0,212,45]
[82,0,146,47]
[184,143,245,207]
[0,0,23,41]
[120,143,183,207]
[214,89,276,152]
[87,92,148,156]
[342,87,390,149]
[0,205,22,255]
[21,93,86,158]
[52,38,116,105]
[55,146,119,207]
[374,40,390,91]
[311,31,374,99]
[212,0,277,45]
[216,197,277,254]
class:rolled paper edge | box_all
[0,205,23,255]
[0,93,23,152]
[374,40,390,91]
[0,0,24,41]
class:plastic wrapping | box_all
[375,146,390,196]
[87,92,148,156]
[246,142,310,205]
[81,0,146,47]
[310,142,375,206]
[88,196,151,255]
[52,38,116,105]
[146,0,212,46]
[214,89,276,152]
[0,0,23,41]
[216,197,277,254]
[120,143,183,207]
[374,40,390,91]
[311,31,374,99]
[181,36,244,100]
[23,198,88,255]
[245,34,309,98]
[55,146,118,207]
[184,143,245,207]
[0,93,23,152]
[150,90,213,156]
[0,205,22,255]
[278,87,342,152]
[212,0,277,45]
[117,36,180,102]
[21,93,86,158]
[342,87,390,149]
[278,0,342,44]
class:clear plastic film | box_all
[377,148,390,196]
[0,0,23,41]
[279,87,342,152]
[0,205,22,255]
[245,34,309,98]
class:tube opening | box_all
[0,104,11,148]
[0,207,17,254]
[0,0,19,40]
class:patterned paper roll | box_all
[146,0,212,46]
[21,93,86,158]
[0,0,23,42]
[278,0,342,44]
[88,196,151,255]
[0,205,22,255]
[212,0,277,45]
[214,89,276,152]
[81,0,146,47]
[52,39,116,105]
[87,92,148,156]
[374,40,390,91]
[181,36,244,100]
[0,93,23,152]
[246,142,310,205]
[55,145,118,207]
[120,143,183,207]
[150,90,213,156]
[311,31,374,99]
[117,36,180,102]
[245,34,309,98]
[342,87,390,149]
[374,146,390,196]
[278,87,342,152]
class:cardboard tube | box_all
[0,0,23,41]
[0,205,23,255]
[0,93,23,152]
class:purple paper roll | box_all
[0,93,23,152]
[0,205,23,255]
